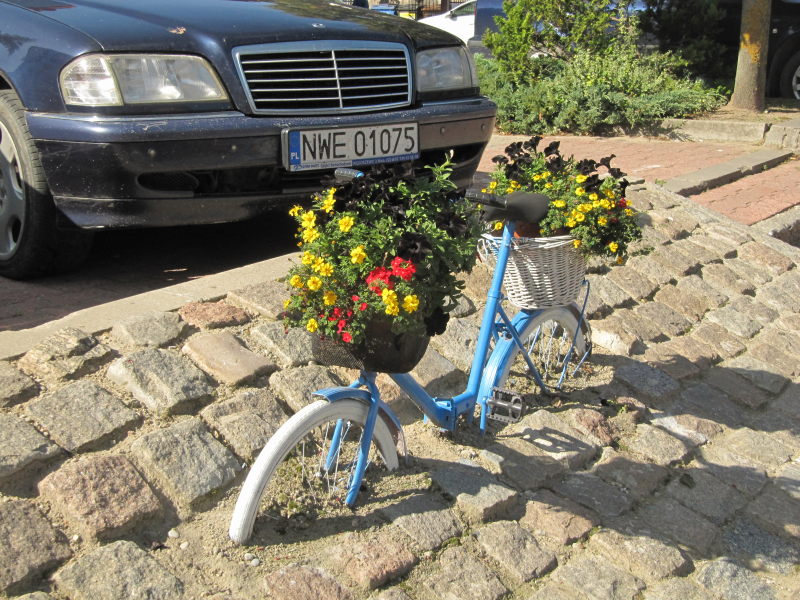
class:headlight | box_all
[60,54,228,106]
[415,47,476,92]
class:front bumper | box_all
[27,98,496,229]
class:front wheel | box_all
[229,398,399,545]
[495,305,591,399]
[779,49,800,99]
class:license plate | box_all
[284,123,419,172]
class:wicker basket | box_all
[477,234,586,309]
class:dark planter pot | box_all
[313,319,430,373]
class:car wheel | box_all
[779,49,800,100]
[0,89,93,280]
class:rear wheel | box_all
[779,49,800,99]
[229,398,399,544]
[0,90,92,280]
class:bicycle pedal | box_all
[486,388,524,423]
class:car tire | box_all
[779,48,800,100]
[0,89,93,280]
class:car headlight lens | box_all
[415,46,476,92]
[60,54,228,106]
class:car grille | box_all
[234,41,412,115]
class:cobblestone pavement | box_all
[2,182,800,599]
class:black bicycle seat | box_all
[467,190,551,224]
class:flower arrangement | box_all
[283,157,483,349]
[488,136,642,262]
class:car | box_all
[419,1,478,45]
[0,0,495,279]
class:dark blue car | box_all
[0,0,495,279]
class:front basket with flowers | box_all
[283,158,483,373]
[477,137,643,310]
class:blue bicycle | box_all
[229,183,591,544]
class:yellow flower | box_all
[402,295,419,313]
[592,200,601,209]
[385,303,400,316]
[307,276,322,291]
[589,193,599,201]
[609,242,619,253]
[545,182,553,189]
[301,211,316,229]
[312,256,325,271]
[576,175,588,183]
[575,213,586,223]
[573,239,582,248]
[493,221,503,231]
[289,275,303,288]
[302,228,320,243]
[566,219,576,228]
[579,203,592,213]
[533,174,541,182]
[306,318,318,333]
[601,199,613,209]
[318,262,334,277]
[553,200,566,208]
[323,291,337,305]
[339,216,355,232]
[301,251,315,265]
[381,288,398,305]
[489,181,498,190]
[284,299,291,308]
[605,190,616,199]
[350,245,366,264]
[598,216,608,226]
[289,205,303,217]
[575,187,586,196]
[624,208,634,216]
[321,188,336,213]
[541,171,550,179]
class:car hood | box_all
[7,0,458,52]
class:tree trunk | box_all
[728,0,771,111]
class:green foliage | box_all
[283,159,482,346]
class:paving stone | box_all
[636,301,693,337]
[379,493,463,552]
[642,577,717,600]
[703,366,769,410]
[664,468,747,525]
[701,263,756,297]
[371,589,412,600]
[705,307,764,340]
[586,275,632,312]
[649,209,698,240]
[527,582,585,600]
[747,343,799,379]
[676,274,728,308]
[678,383,743,429]
[651,411,724,447]
[182,331,274,386]
[251,322,316,368]
[18,328,113,381]
[627,254,675,286]
[674,237,724,265]
[429,316,480,372]
[695,558,777,600]
[409,346,466,397]
[38,454,161,540]
[552,471,634,519]
[14,593,53,600]
[129,417,240,509]
[691,231,739,258]
[722,518,800,575]
[705,223,753,245]
[648,244,700,278]
[593,447,669,499]
[520,489,598,545]
[652,284,709,321]
[745,485,800,539]
[760,325,800,359]
[589,528,692,581]
[720,428,793,471]
[772,385,800,421]
[737,241,795,275]
[0,360,37,407]
[776,460,800,501]
[24,381,139,452]
[107,348,214,416]
[591,315,644,356]
[269,365,342,413]
[699,444,768,498]
[724,354,789,395]
[625,423,693,466]
[178,300,250,329]
[263,564,351,600]
[330,531,417,589]
[756,281,800,313]
[560,407,615,446]
[606,267,658,301]
[111,311,186,348]
[639,222,672,247]
[725,258,773,289]
[506,409,600,470]
[54,540,183,600]
[690,322,746,360]
[421,546,506,600]
[0,500,71,594]
[642,344,701,380]
[611,308,665,342]
[552,555,644,600]
[474,520,557,583]
[615,361,680,401]
[637,497,719,553]
[200,388,288,461]
[228,278,287,318]
[480,437,565,490]
[430,461,517,525]
[0,413,61,482]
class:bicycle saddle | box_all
[468,190,551,224]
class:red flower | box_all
[341,332,352,343]
[617,198,628,208]
[351,295,360,302]
[337,319,347,333]
[366,267,393,294]
[390,256,416,281]
[359,302,368,311]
